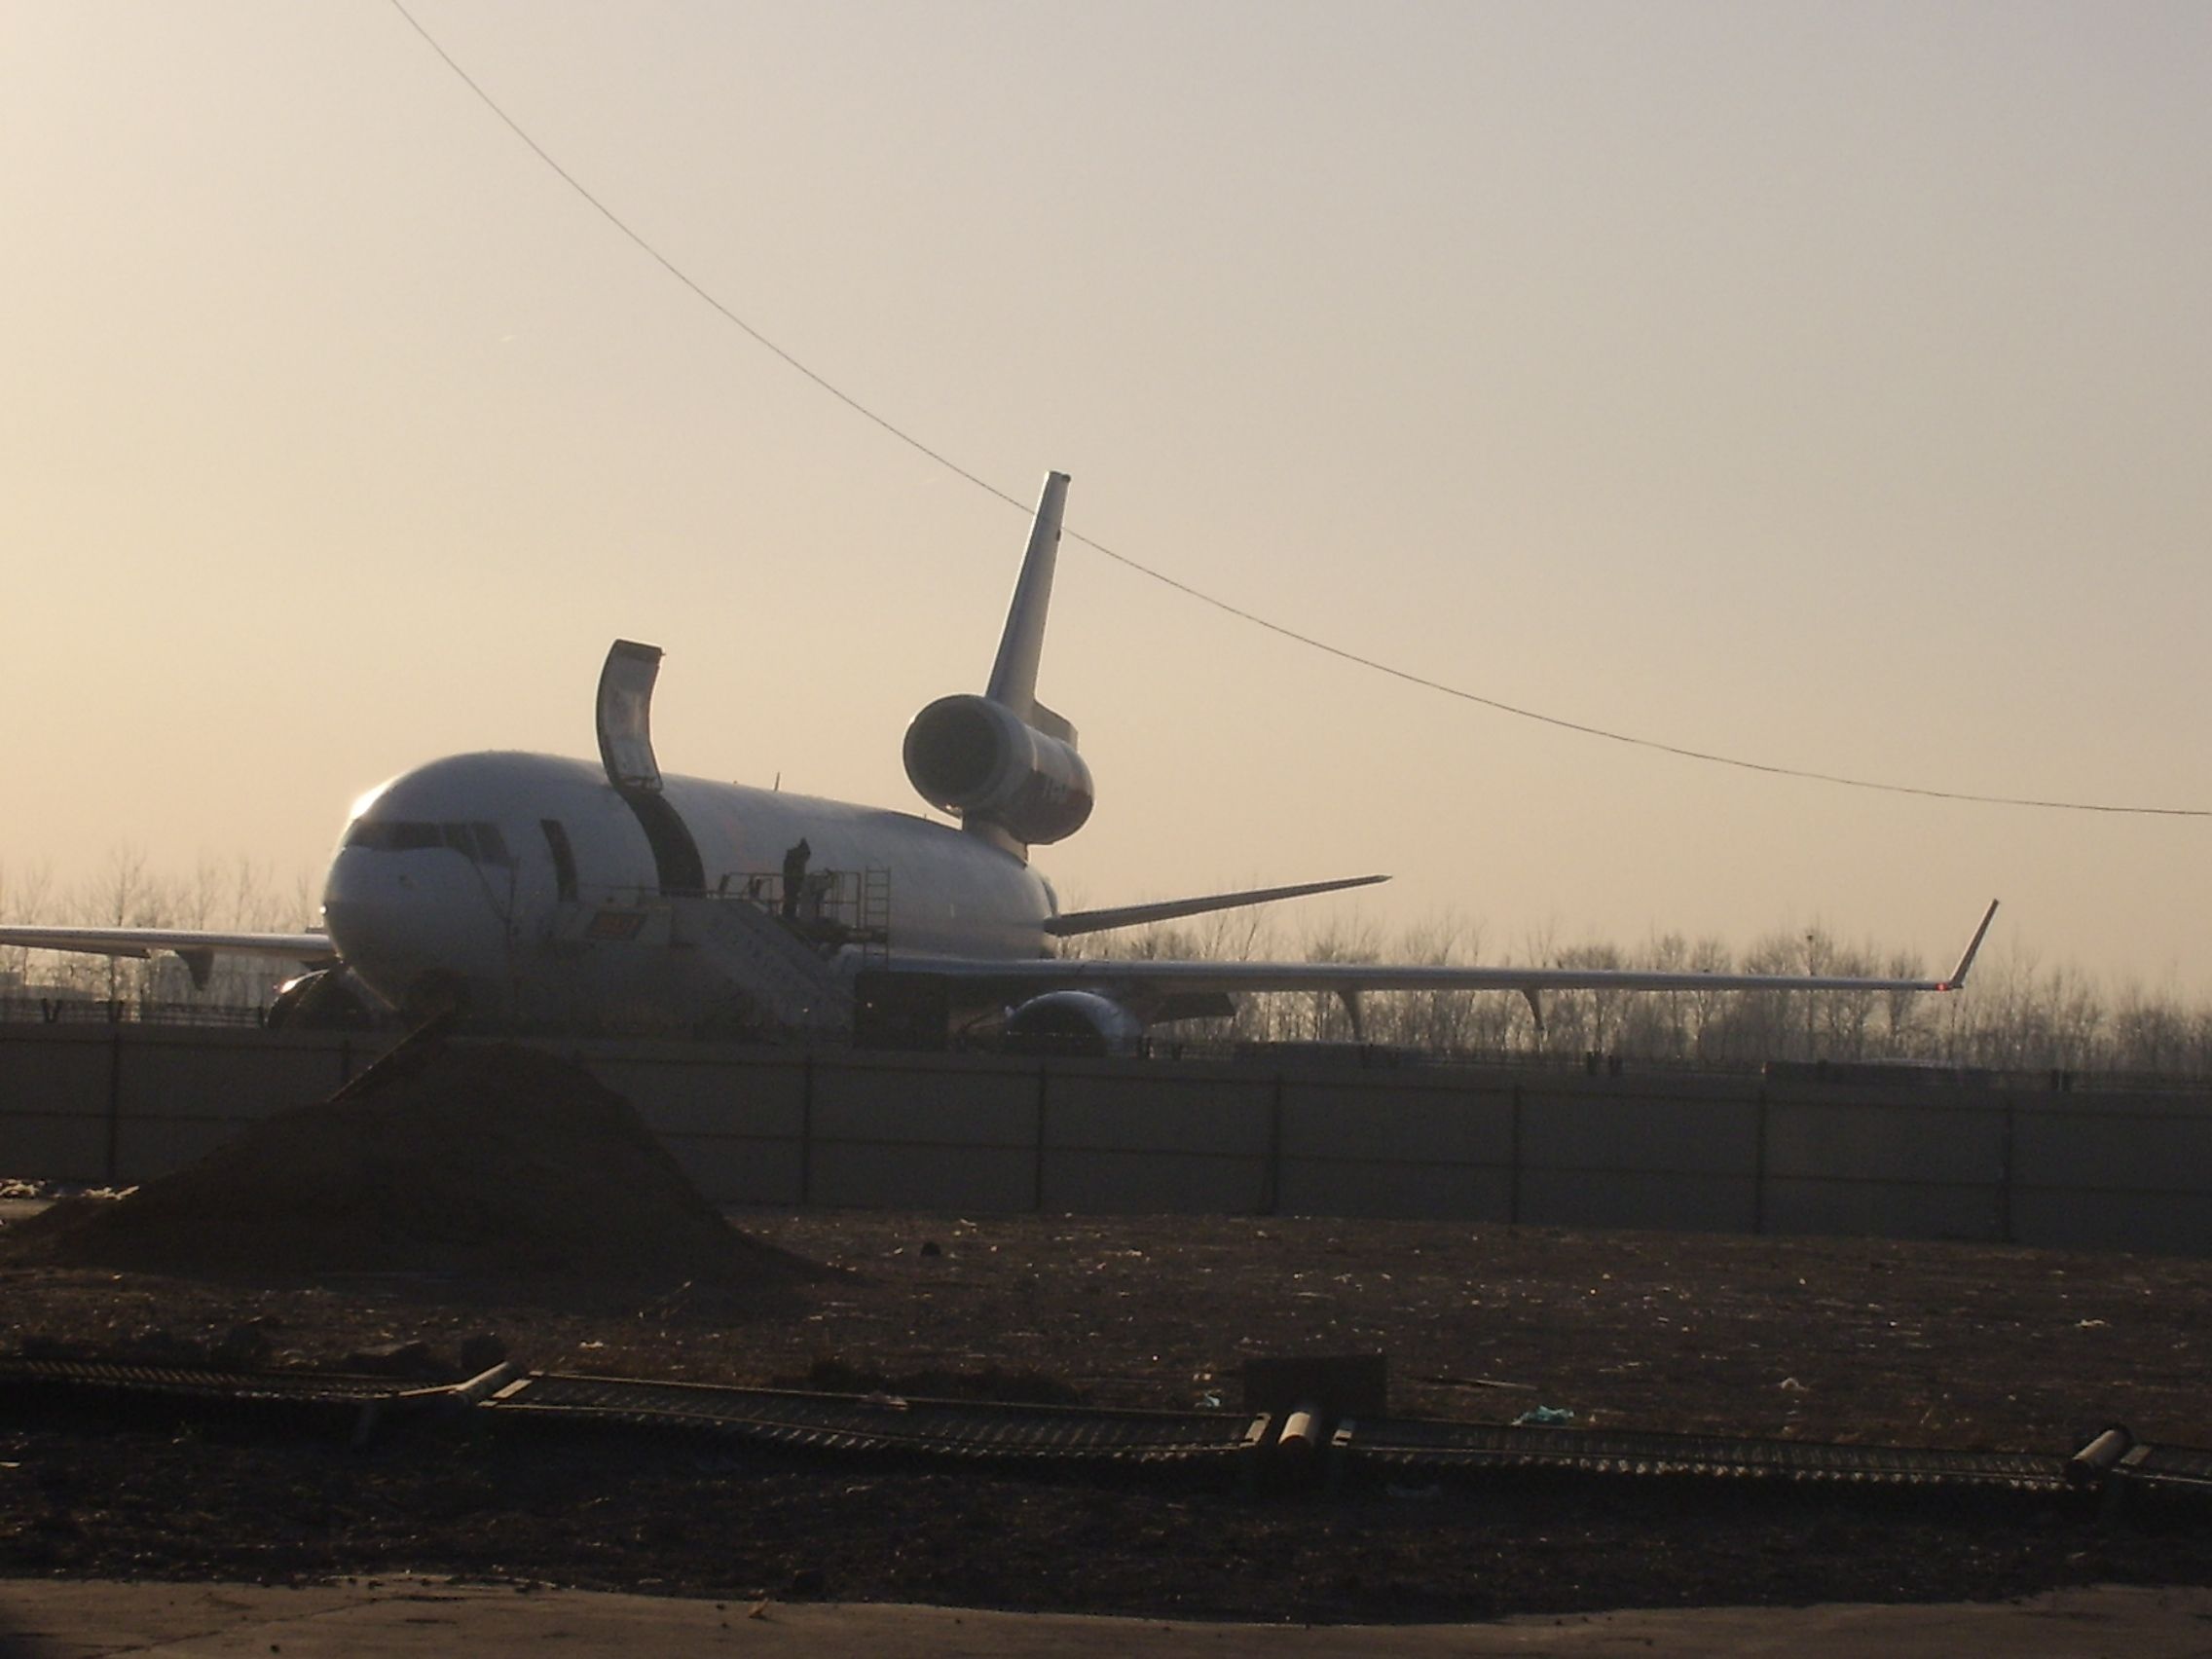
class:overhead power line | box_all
[388,1,2206,821]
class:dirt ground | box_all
[7,1209,2212,1622]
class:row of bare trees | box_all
[1083,913,2212,1079]
[6,853,2209,1076]
[0,852,314,1007]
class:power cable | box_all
[388,0,2206,821]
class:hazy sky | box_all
[6,1,2208,993]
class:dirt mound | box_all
[9,1042,817,1285]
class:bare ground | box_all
[6,1210,2212,1621]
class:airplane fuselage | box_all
[6,472,1991,1048]
[323,751,1056,1025]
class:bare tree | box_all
[0,861,55,992]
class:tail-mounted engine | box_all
[903,693,1094,848]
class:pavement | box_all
[5,1578,2212,1658]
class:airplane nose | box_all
[323,846,509,1013]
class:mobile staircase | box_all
[676,867,891,1032]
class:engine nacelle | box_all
[903,694,1094,847]
[1004,989,1145,1056]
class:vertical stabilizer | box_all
[983,471,1070,720]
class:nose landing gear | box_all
[266,968,383,1031]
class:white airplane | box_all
[2,473,1997,1051]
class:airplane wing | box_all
[0,927,337,989]
[899,901,2001,1008]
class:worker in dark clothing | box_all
[781,838,811,921]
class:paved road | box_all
[5,1578,2210,1658]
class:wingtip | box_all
[1943,899,2000,989]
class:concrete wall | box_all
[0,1024,364,1187]
[3,1021,2209,1257]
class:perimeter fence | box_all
[0,996,276,1030]
[5,1019,2210,1256]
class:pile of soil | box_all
[6,1042,814,1285]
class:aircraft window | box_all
[473,823,513,866]
[443,824,477,858]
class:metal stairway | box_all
[674,895,853,1031]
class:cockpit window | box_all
[348,821,443,852]
[347,820,513,866]
[540,819,578,901]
